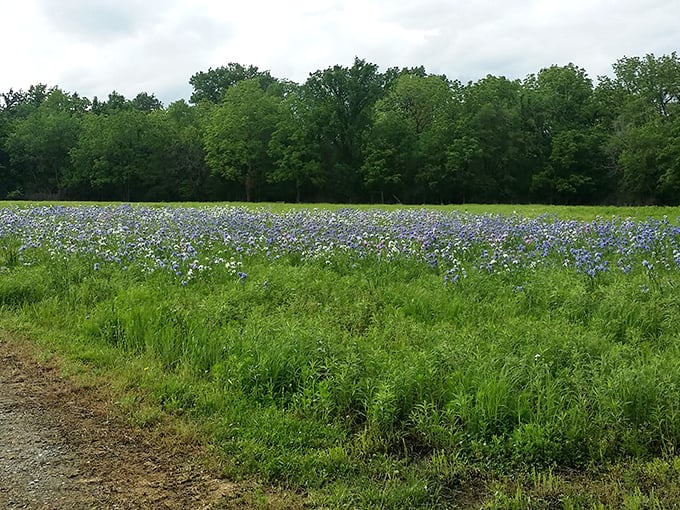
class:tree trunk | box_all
[245,170,254,202]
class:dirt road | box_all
[0,336,240,509]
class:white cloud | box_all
[35,0,160,43]
[1,0,678,104]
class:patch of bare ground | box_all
[0,334,305,509]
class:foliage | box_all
[363,73,456,203]
[607,53,680,204]
[2,52,680,204]
[448,76,528,203]
[267,87,325,202]
[203,79,284,201]
[189,62,277,104]
[4,87,83,198]
[302,58,390,201]
[68,110,171,200]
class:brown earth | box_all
[0,334,304,510]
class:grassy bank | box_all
[2,204,680,508]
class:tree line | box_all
[1,53,679,204]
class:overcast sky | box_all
[2,0,678,105]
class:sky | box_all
[2,0,678,105]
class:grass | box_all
[2,203,680,508]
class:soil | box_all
[0,334,298,510]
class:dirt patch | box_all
[0,335,302,509]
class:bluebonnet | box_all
[0,205,677,285]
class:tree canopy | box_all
[2,52,679,204]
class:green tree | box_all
[1,87,34,197]
[362,73,456,202]
[1,89,28,113]
[4,87,82,198]
[268,87,324,202]
[0,84,51,119]
[101,91,131,113]
[531,128,607,203]
[69,109,169,201]
[189,63,277,104]
[132,92,163,112]
[524,64,594,132]
[613,121,665,203]
[612,53,680,119]
[605,53,680,203]
[0,108,11,197]
[304,57,389,201]
[361,111,415,203]
[204,79,284,201]
[25,84,49,108]
[524,64,607,203]
[446,76,529,203]
[657,115,680,201]
[161,100,215,200]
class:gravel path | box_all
[0,336,237,509]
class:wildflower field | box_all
[3,203,680,508]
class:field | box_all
[2,203,680,508]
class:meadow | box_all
[2,203,680,508]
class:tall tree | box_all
[68,109,169,201]
[161,100,215,200]
[131,92,163,112]
[363,73,456,202]
[189,63,277,104]
[605,53,680,203]
[524,64,607,204]
[446,76,528,203]
[0,108,12,198]
[612,52,680,119]
[0,89,28,113]
[101,91,131,113]
[204,79,284,201]
[657,114,680,201]
[303,57,388,201]
[4,87,82,198]
[0,84,51,119]
[1,87,34,197]
[268,86,324,202]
